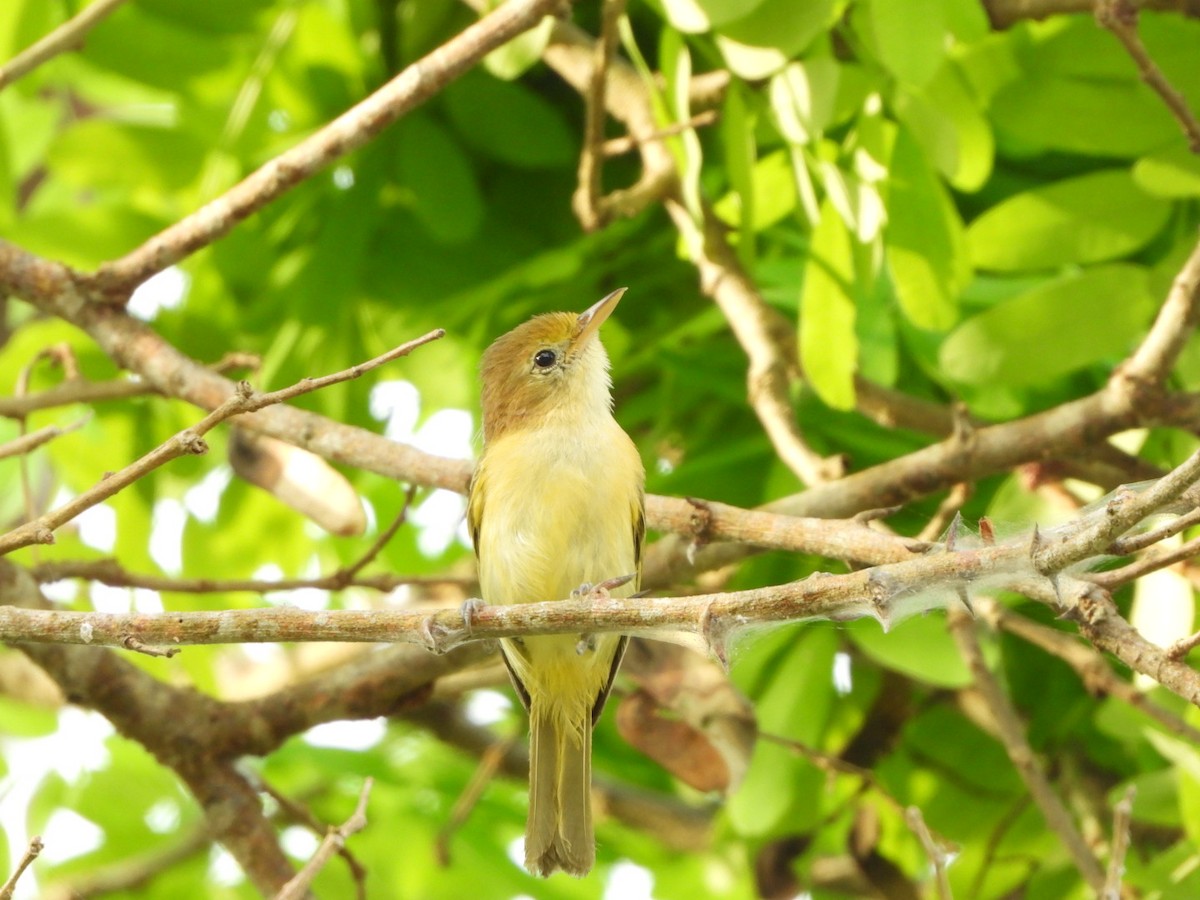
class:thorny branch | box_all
[6,450,1200,706]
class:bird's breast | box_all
[474,420,642,606]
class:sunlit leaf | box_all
[940,264,1156,386]
[966,170,1170,271]
[800,198,858,410]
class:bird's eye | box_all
[533,349,557,369]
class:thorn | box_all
[978,516,995,546]
[867,569,896,633]
[700,601,730,670]
[955,587,975,617]
[946,511,963,552]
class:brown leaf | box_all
[229,427,366,536]
[618,638,756,791]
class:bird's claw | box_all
[571,573,635,601]
[460,598,486,631]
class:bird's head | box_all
[480,288,626,443]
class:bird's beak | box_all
[573,288,626,348]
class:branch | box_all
[3,562,489,894]
[572,0,626,231]
[85,0,569,299]
[948,609,1107,891]
[30,557,471,595]
[0,415,89,460]
[975,597,1200,743]
[8,455,1200,674]
[1103,785,1136,899]
[273,778,373,900]
[0,352,257,419]
[1096,0,1200,151]
[674,200,846,487]
[0,835,43,900]
[1112,230,1200,390]
[983,0,1200,28]
[0,330,443,555]
[0,0,128,90]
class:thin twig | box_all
[572,0,626,231]
[1090,533,1200,588]
[0,377,153,418]
[257,779,368,899]
[0,0,128,90]
[273,778,373,900]
[1167,628,1200,660]
[0,835,43,900]
[0,330,443,556]
[341,485,420,583]
[974,597,1200,743]
[1096,0,1200,151]
[1113,227,1200,389]
[905,806,954,900]
[947,609,1106,891]
[1108,504,1200,554]
[601,110,718,156]
[0,415,90,460]
[30,558,472,595]
[1102,785,1136,899]
[436,736,516,865]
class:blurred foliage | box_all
[2,0,1200,897]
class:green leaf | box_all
[894,63,993,191]
[1134,144,1200,198]
[939,264,1155,386]
[720,81,756,266]
[966,170,1170,271]
[0,695,59,737]
[769,58,840,145]
[800,199,858,410]
[661,0,770,32]
[868,0,945,87]
[716,0,836,80]
[885,129,966,331]
[81,5,236,90]
[1147,720,1200,846]
[991,76,1179,158]
[713,149,796,233]
[395,114,483,244]
[482,14,554,80]
[47,119,205,194]
[444,71,575,169]
[728,626,838,835]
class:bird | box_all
[467,288,645,877]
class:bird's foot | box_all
[460,597,486,631]
[571,573,636,601]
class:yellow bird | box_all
[467,288,645,877]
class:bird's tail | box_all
[525,703,593,877]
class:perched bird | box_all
[467,289,645,877]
